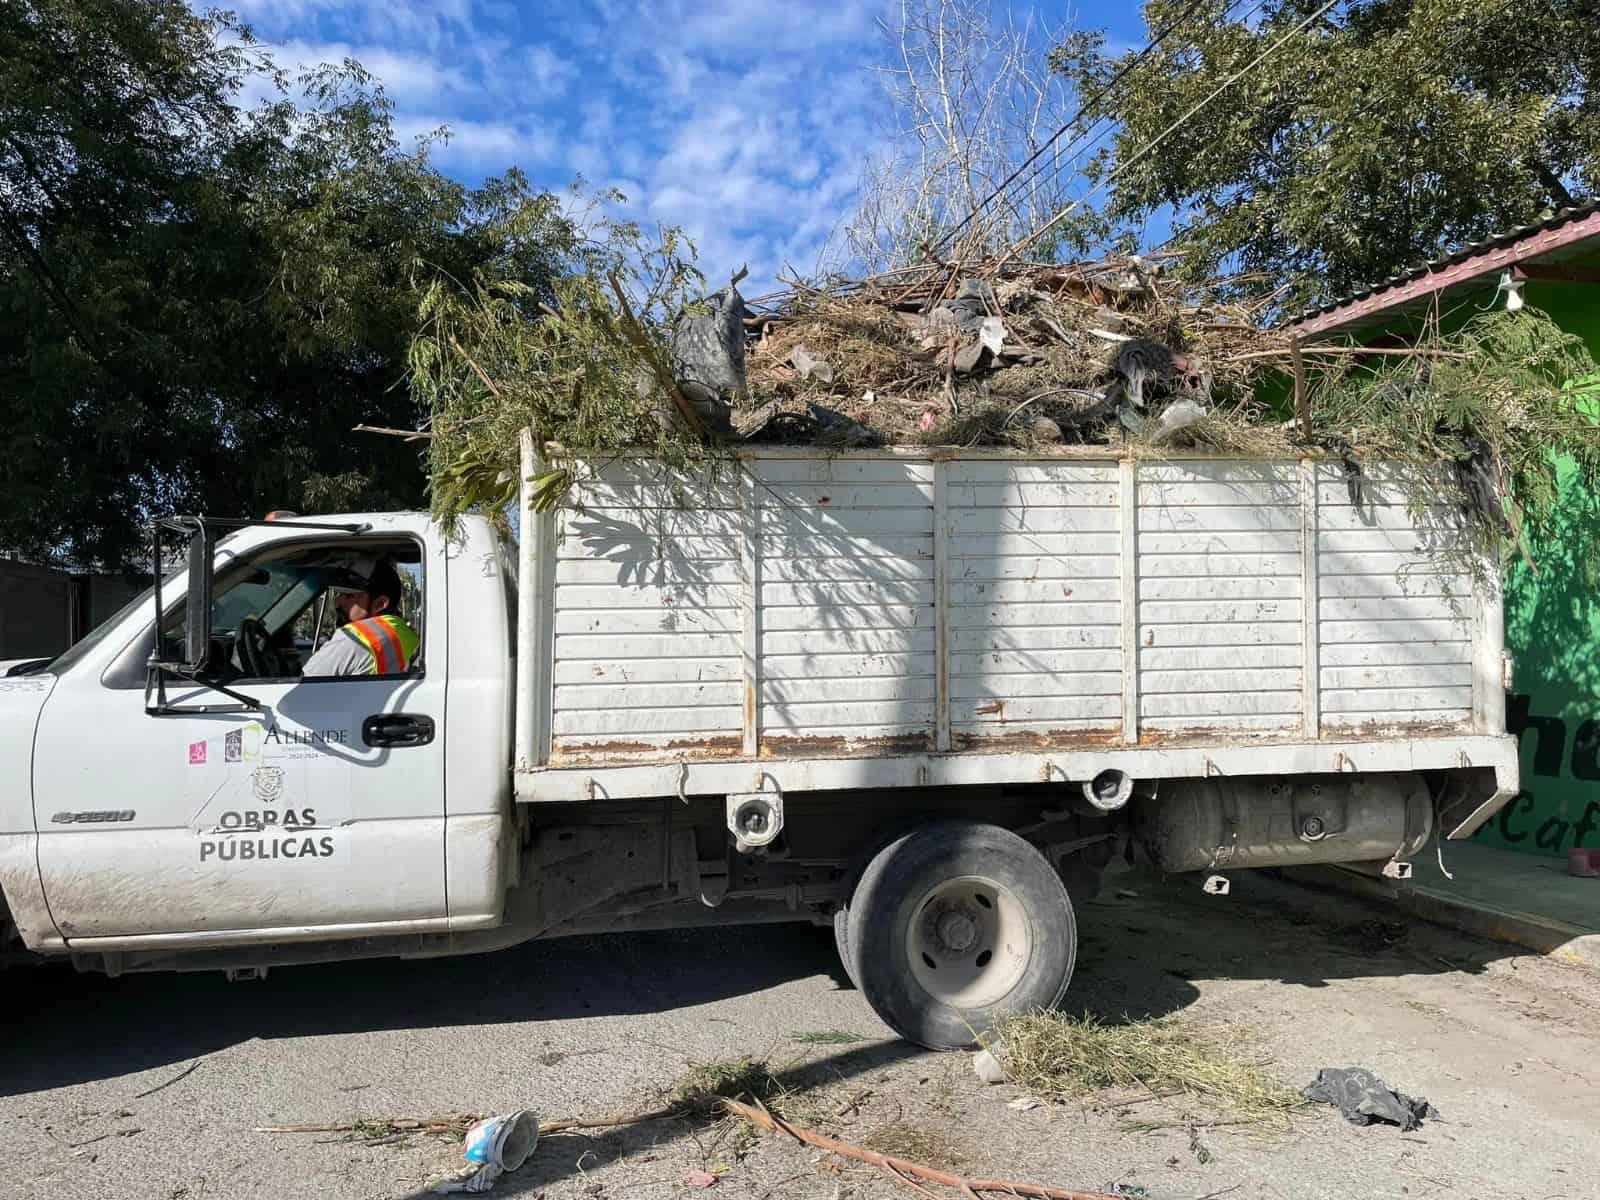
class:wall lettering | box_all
[1507,693,1567,778]
[1572,720,1600,782]
[1489,695,1600,853]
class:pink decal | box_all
[188,741,207,765]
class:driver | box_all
[300,558,420,677]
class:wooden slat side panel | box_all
[763,652,925,679]
[1315,491,1476,735]
[946,462,1125,743]
[553,467,748,761]
[949,532,1122,557]
[748,459,935,485]
[546,453,1490,763]
[765,676,938,704]
[753,461,937,750]
[950,671,1122,700]
[553,657,740,685]
[1136,461,1304,736]
[761,700,938,730]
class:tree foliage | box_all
[0,0,576,567]
[408,209,710,527]
[1311,310,1600,579]
[1051,0,1599,307]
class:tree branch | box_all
[722,1096,1123,1200]
[1531,160,1577,210]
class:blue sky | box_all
[224,1,1152,292]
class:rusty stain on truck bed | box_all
[551,734,744,765]
[761,731,935,758]
[1323,717,1472,740]
[951,726,1122,753]
[1135,718,1472,749]
[1136,725,1298,748]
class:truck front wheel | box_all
[850,820,1077,1049]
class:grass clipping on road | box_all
[991,1012,1303,1125]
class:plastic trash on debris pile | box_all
[669,277,747,437]
[1302,1067,1439,1131]
[434,1111,540,1194]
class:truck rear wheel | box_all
[832,904,861,989]
[850,820,1076,1049]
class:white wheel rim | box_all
[905,874,1031,1009]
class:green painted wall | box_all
[1474,282,1600,857]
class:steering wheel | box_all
[237,616,273,678]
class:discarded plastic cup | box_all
[434,1111,539,1195]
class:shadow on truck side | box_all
[0,868,1514,1104]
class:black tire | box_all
[831,825,909,992]
[832,903,861,989]
[851,820,1077,1050]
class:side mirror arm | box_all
[144,515,262,715]
[144,662,263,716]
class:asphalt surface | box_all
[3,869,1598,1200]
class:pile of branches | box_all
[409,236,1600,579]
[728,256,1600,577]
[738,253,1279,451]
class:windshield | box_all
[209,560,315,635]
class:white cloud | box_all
[524,45,578,95]
[227,0,474,50]
[267,39,472,104]
[218,0,901,292]
[395,116,558,172]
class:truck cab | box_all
[0,513,515,962]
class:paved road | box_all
[3,870,1597,1200]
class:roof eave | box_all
[1286,203,1600,340]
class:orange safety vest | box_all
[341,614,420,675]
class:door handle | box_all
[362,713,435,748]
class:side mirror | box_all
[151,516,214,674]
[183,522,214,670]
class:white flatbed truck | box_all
[0,444,1518,1047]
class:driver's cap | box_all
[331,557,380,590]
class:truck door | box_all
[31,530,449,944]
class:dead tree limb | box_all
[447,336,506,403]
[1290,336,1310,442]
[255,1115,477,1135]
[353,424,435,442]
[720,1096,1123,1200]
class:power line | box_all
[1000,0,1340,269]
[929,0,1218,258]
[970,0,1277,258]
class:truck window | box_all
[174,544,425,682]
[98,538,425,688]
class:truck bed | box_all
[514,446,1516,830]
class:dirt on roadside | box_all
[7,867,1597,1200]
[404,870,1600,1200]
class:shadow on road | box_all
[0,924,852,1097]
[0,865,1510,1108]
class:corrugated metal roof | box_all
[1286,199,1600,330]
